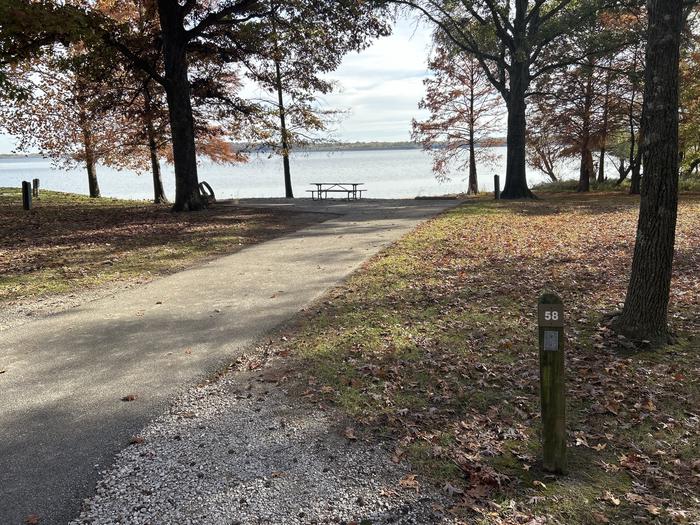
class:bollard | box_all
[22,181,32,211]
[32,178,40,199]
[494,175,501,200]
[538,292,566,474]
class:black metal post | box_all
[22,181,32,210]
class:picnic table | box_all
[307,182,365,201]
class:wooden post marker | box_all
[32,178,40,199]
[494,175,501,200]
[22,181,32,211]
[538,292,566,474]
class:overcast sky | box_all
[0,17,433,154]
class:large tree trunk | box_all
[143,84,167,204]
[275,59,293,198]
[82,126,100,198]
[598,149,606,182]
[502,60,533,199]
[157,0,203,212]
[614,0,683,344]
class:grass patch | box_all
[274,192,700,523]
[0,188,319,304]
[533,175,700,195]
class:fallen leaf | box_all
[343,427,358,441]
[24,515,40,525]
[602,491,620,506]
[129,436,145,445]
[121,394,137,402]
[399,474,420,493]
[443,482,464,497]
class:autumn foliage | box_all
[412,46,501,194]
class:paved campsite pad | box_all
[0,198,460,525]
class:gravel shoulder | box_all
[71,348,459,525]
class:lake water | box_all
[0,147,575,200]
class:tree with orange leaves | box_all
[412,44,502,195]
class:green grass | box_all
[532,175,700,194]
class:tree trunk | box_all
[82,126,100,198]
[275,59,293,198]
[629,159,642,194]
[157,0,203,212]
[598,64,612,183]
[468,142,478,195]
[614,0,683,344]
[143,83,167,204]
[577,147,593,192]
[502,60,533,199]
[86,159,100,199]
[467,69,478,195]
[578,67,594,192]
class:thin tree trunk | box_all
[275,58,293,198]
[468,142,478,195]
[143,83,167,204]
[598,64,612,183]
[82,125,100,198]
[629,157,642,194]
[614,0,683,343]
[467,65,478,195]
[157,0,202,212]
[578,67,594,192]
[627,56,642,195]
[578,147,594,192]
[502,60,532,199]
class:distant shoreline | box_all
[0,153,43,159]
[0,139,508,159]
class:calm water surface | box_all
[0,148,575,200]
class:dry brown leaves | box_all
[284,193,700,524]
[0,190,316,302]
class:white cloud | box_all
[320,16,434,141]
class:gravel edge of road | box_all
[70,343,461,525]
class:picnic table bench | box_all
[307,182,365,201]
